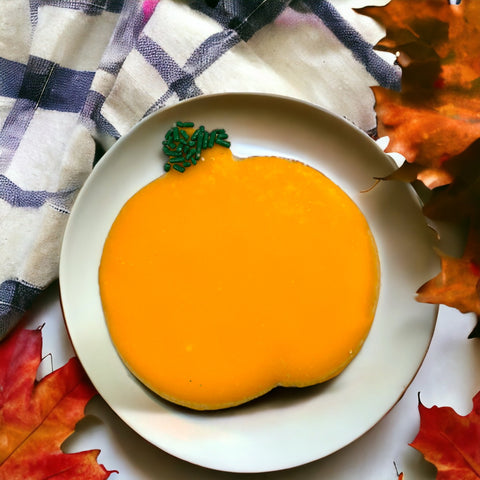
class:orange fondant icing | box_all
[99,144,379,410]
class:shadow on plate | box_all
[137,375,337,418]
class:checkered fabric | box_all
[0,0,400,339]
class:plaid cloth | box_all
[0,0,400,340]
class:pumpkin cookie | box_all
[99,139,380,410]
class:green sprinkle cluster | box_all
[162,121,231,173]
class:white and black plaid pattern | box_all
[0,0,400,338]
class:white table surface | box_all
[22,281,480,480]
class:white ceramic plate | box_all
[59,93,438,473]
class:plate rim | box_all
[59,92,439,473]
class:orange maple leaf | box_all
[411,392,480,479]
[359,0,480,331]
[0,327,115,480]
[418,178,480,326]
[359,0,480,189]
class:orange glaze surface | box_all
[99,144,380,410]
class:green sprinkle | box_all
[173,163,186,172]
[173,127,180,141]
[207,132,216,148]
[202,133,209,149]
[162,122,230,173]
[215,139,231,148]
[196,132,204,156]
[162,145,177,155]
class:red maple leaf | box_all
[0,327,115,480]
[410,392,480,479]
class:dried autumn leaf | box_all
[359,0,480,189]
[410,392,480,480]
[416,229,480,318]
[359,0,480,330]
[0,327,114,480]
[417,139,480,330]
[423,139,480,224]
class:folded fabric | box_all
[0,0,400,340]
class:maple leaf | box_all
[416,235,480,319]
[359,0,480,331]
[410,392,480,479]
[359,0,480,189]
[0,327,115,480]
